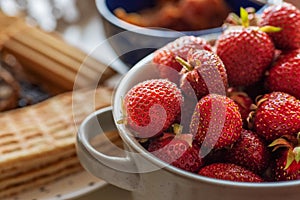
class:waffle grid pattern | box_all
[0,87,112,198]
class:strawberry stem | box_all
[175,56,194,71]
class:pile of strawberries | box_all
[121,3,300,182]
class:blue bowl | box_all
[96,0,265,67]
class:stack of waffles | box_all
[0,87,112,198]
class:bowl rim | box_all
[112,53,300,189]
[95,0,225,38]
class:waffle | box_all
[0,147,75,180]
[0,155,79,190]
[0,86,112,198]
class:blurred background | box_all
[0,0,298,43]
[0,0,103,50]
[0,0,298,61]
[0,0,298,72]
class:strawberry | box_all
[269,134,300,181]
[260,2,300,50]
[190,94,242,150]
[216,8,275,86]
[251,92,300,142]
[166,35,213,58]
[266,49,300,99]
[123,79,183,138]
[227,88,254,124]
[153,36,212,84]
[225,129,270,174]
[148,133,203,172]
[177,49,228,100]
[152,48,183,84]
[198,163,263,182]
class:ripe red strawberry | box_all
[166,35,213,58]
[198,163,263,182]
[216,28,275,86]
[153,36,212,84]
[269,134,300,181]
[252,92,300,142]
[260,2,300,50]
[225,129,270,174]
[178,49,228,100]
[227,88,254,124]
[190,94,242,150]
[123,79,183,138]
[153,48,183,84]
[266,49,300,99]
[148,133,203,172]
[216,8,275,87]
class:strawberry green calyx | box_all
[225,7,258,26]
[247,111,255,130]
[285,149,296,170]
[228,91,249,109]
[269,134,300,170]
[271,135,300,181]
[175,56,194,71]
[259,25,282,33]
[246,96,267,130]
[239,7,281,32]
[225,7,281,32]
[172,123,183,135]
[295,133,300,163]
[171,124,193,147]
[269,137,292,152]
[294,146,300,163]
[240,7,249,27]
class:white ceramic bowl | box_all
[76,54,300,200]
